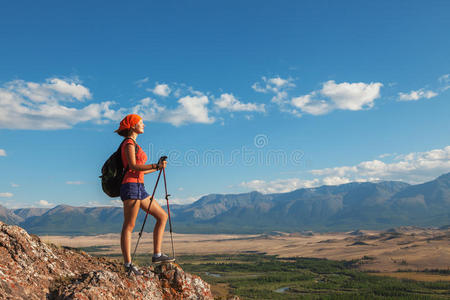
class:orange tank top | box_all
[120,139,148,184]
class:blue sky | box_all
[1,0,449,208]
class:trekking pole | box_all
[129,157,166,273]
[162,166,175,259]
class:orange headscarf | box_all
[116,114,142,132]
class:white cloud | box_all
[151,83,171,97]
[321,80,383,110]
[251,83,267,93]
[280,108,303,118]
[214,93,265,112]
[0,78,122,130]
[438,74,449,83]
[240,178,320,194]
[322,176,352,186]
[440,74,450,91]
[11,78,91,103]
[85,201,103,207]
[10,183,19,188]
[38,200,53,207]
[168,95,214,125]
[241,146,450,194]
[134,95,215,126]
[66,181,84,185]
[0,192,13,198]
[135,77,149,87]
[45,78,91,101]
[398,89,438,101]
[310,146,450,184]
[110,199,122,206]
[378,153,395,159]
[170,195,202,205]
[252,76,295,105]
[0,149,6,156]
[268,77,291,87]
[291,94,332,115]
[292,80,383,115]
[1,201,33,209]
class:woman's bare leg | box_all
[121,199,140,263]
[140,197,168,254]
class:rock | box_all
[0,221,213,299]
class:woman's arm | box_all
[143,169,157,174]
[144,160,167,174]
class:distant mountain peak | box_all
[437,172,450,180]
[2,172,449,235]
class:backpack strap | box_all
[120,137,139,171]
[123,137,139,153]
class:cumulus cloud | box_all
[167,95,214,125]
[398,89,438,101]
[268,77,291,87]
[241,146,450,194]
[151,83,171,97]
[0,192,13,198]
[322,176,352,186]
[240,176,372,194]
[170,195,204,205]
[292,80,383,115]
[252,76,295,92]
[38,200,53,207]
[0,78,122,130]
[134,95,215,126]
[321,80,383,110]
[311,146,450,184]
[0,149,6,156]
[252,76,295,105]
[240,178,320,194]
[85,201,104,207]
[66,181,84,185]
[45,78,91,101]
[214,93,265,112]
[291,94,332,115]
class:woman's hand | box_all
[159,160,167,169]
[142,160,166,174]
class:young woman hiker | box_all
[115,114,175,275]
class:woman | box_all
[115,114,175,275]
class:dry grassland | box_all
[369,272,450,282]
[41,227,450,279]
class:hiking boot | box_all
[152,253,175,264]
[125,263,142,276]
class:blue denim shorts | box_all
[120,182,150,201]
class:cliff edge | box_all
[0,221,214,299]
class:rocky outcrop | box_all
[0,221,213,299]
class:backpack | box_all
[100,138,138,197]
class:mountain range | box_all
[1,172,449,235]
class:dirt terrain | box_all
[41,227,450,275]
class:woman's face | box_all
[134,119,145,134]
